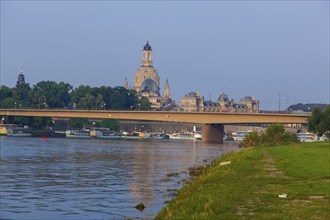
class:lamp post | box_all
[14,102,17,109]
[103,103,106,110]
[278,94,281,113]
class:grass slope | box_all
[156,142,330,220]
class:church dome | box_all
[140,78,159,93]
[143,41,152,51]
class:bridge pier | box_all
[202,124,224,144]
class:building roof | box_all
[140,78,159,94]
[143,41,152,51]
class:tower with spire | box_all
[133,41,160,93]
[17,64,26,85]
[123,77,129,90]
[128,41,175,110]
[163,78,171,100]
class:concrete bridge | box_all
[0,109,309,143]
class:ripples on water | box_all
[0,136,239,219]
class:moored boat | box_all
[168,132,195,140]
[149,132,168,140]
[297,133,317,142]
[6,127,32,137]
[0,124,17,136]
[232,131,251,141]
[65,130,90,139]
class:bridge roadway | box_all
[0,109,309,143]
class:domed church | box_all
[126,41,174,109]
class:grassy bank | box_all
[156,142,330,219]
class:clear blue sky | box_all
[1,1,329,110]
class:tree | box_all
[29,81,72,108]
[138,97,151,110]
[95,119,120,131]
[308,105,330,138]
[68,118,90,130]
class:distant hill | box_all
[287,103,328,113]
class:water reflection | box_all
[0,136,239,219]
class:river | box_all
[0,136,239,219]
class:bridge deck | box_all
[0,109,309,124]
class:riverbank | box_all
[156,142,330,219]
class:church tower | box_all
[141,41,153,67]
[163,78,171,100]
[133,41,160,93]
[17,64,26,85]
[123,77,129,90]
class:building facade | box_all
[179,92,259,113]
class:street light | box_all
[103,103,106,110]
[14,102,17,109]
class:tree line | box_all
[0,80,151,130]
[0,80,151,110]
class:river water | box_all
[0,136,239,219]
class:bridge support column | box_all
[202,124,224,144]
[7,116,15,124]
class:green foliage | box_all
[31,117,54,129]
[308,105,330,138]
[2,80,148,111]
[262,123,298,144]
[13,116,53,129]
[239,131,262,147]
[0,85,13,100]
[13,83,30,101]
[14,116,34,126]
[95,119,120,131]
[68,118,89,129]
[29,81,73,108]
[138,97,151,110]
[239,124,298,148]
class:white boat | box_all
[297,133,317,142]
[194,132,202,140]
[232,131,251,141]
[121,131,149,140]
[96,131,122,139]
[7,128,32,137]
[168,132,195,140]
[65,130,90,139]
[149,132,168,140]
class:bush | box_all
[240,124,298,148]
[239,131,261,148]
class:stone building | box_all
[127,41,174,110]
[179,92,204,112]
[179,92,259,113]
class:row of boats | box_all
[1,124,327,142]
[230,130,328,142]
[65,129,203,141]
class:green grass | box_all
[155,142,330,220]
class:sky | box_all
[1,1,329,110]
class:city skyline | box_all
[1,1,329,110]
